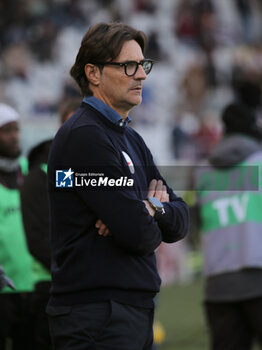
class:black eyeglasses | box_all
[93,59,154,77]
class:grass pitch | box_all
[155,278,260,350]
[155,278,208,350]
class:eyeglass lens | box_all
[125,60,152,76]
[126,62,138,76]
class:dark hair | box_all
[222,102,262,140]
[231,66,262,109]
[59,97,82,124]
[70,22,147,96]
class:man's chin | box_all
[129,97,142,107]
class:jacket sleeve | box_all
[138,133,189,243]
[153,174,189,244]
[66,126,163,256]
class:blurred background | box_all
[1,0,262,349]
[1,0,262,161]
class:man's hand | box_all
[143,179,169,217]
[143,200,155,216]
[147,179,169,202]
[96,180,169,229]
[95,219,111,237]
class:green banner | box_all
[201,192,262,233]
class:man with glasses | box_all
[47,22,189,350]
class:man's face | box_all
[0,122,20,159]
[96,40,147,117]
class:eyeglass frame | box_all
[90,59,154,77]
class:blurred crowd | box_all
[1,0,262,161]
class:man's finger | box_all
[160,192,169,202]
[98,223,108,235]
[154,180,163,200]
[95,219,102,228]
[147,179,157,197]
[102,228,111,237]
[160,185,169,202]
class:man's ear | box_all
[84,64,101,86]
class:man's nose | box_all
[134,64,147,80]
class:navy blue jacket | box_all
[48,102,189,307]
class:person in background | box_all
[20,97,81,350]
[58,98,82,125]
[47,22,189,350]
[195,102,262,350]
[0,103,35,350]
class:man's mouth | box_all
[130,86,142,91]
